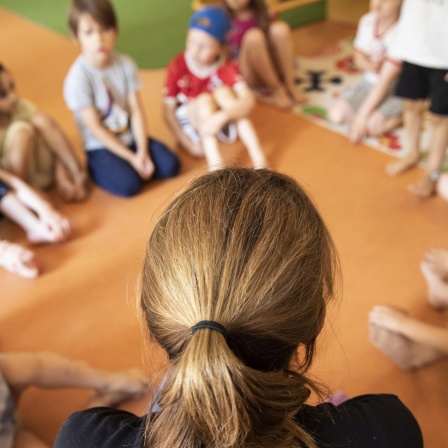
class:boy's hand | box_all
[131,153,154,180]
[199,111,228,138]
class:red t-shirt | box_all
[164,53,242,106]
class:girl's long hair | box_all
[224,0,270,34]
[140,168,339,448]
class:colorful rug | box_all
[293,39,441,168]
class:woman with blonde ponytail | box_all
[56,168,423,448]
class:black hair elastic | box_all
[191,321,228,338]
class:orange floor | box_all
[1,9,447,447]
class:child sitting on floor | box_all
[64,0,180,197]
[0,63,88,202]
[163,7,267,171]
[329,0,403,144]
[223,0,306,109]
[0,351,147,448]
[369,248,448,370]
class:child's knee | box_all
[31,111,57,131]
[195,93,218,117]
[157,154,180,179]
[213,86,236,109]
[242,27,266,48]
[268,20,290,41]
[328,104,348,125]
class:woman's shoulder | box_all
[296,394,423,448]
[55,407,147,448]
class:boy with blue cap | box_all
[163,7,267,170]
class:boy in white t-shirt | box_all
[329,0,403,143]
[385,0,448,198]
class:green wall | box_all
[0,0,326,69]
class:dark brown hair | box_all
[67,0,118,36]
[224,0,270,34]
[140,168,339,448]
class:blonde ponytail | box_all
[141,168,339,448]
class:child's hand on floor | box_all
[0,241,39,278]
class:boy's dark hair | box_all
[68,0,118,36]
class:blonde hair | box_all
[140,168,339,448]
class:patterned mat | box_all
[292,39,441,168]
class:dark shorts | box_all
[396,61,448,115]
[0,181,9,202]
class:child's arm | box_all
[349,60,401,143]
[370,306,448,354]
[163,102,203,157]
[127,91,154,179]
[354,50,382,73]
[200,83,255,138]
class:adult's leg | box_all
[87,149,142,197]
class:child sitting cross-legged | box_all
[64,0,180,198]
[0,64,88,202]
[163,7,268,171]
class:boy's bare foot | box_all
[0,241,39,278]
[88,369,148,408]
[369,307,445,370]
[385,153,420,177]
[408,175,437,198]
[271,85,293,110]
[420,249,448,309]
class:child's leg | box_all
[369,307,447,370]
[213,87,267,169]
[0,240,38,278]
[408,113,448,198]
[2,122,35,181]
[87,149,143,197]
[267,21,306,104]
[420,248,448,309]
[0,352,148,402]
[386,99,425,176]
[147,138,180,179]
[328,98,355,125]
[186,94,223,170]
[239,28,292,110]
[366,111,402,137]
[437,173,448,201]
[30,113,88,202]
[0,192,67,244]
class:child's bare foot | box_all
[72,170,89,202]
[385,153,420,177]
[369,307,445,370]
[27,210,71,244]
[408,175,437,198]
[286,85,307,105]
[271,85,293,110]
[420,249,448,309]
[87,369,148,408]
[0,241,39,278]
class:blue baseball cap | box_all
[188,6,231,44]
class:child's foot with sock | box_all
[0,241,39,278]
